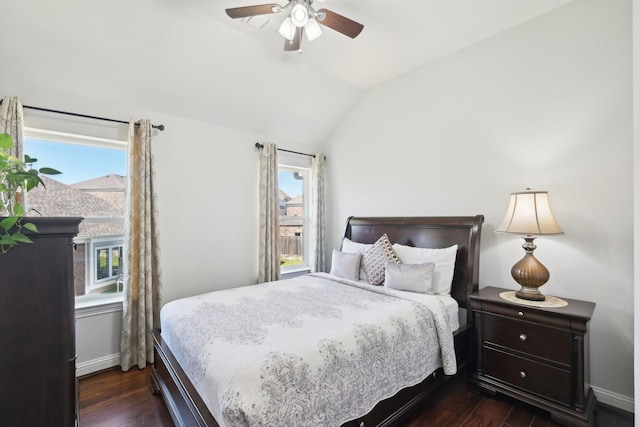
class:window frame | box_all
[23,127,128,307]
[278,163,311,274]
[91,237,124,289]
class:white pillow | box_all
[340,237,372,281]
[391,244,458,295]
[384,262,435,294]
[329,249,361,281]
[341,237,370,253]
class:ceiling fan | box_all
[225,0,363,52]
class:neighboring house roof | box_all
[279,189,291,202]
[71,174,126,190]
[71,174,126,211]
[27,176,125,238]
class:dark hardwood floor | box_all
[79,366,173,427]
[79,367,633,427]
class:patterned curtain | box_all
[0,96,26,211]
[309,153,326,272]
[121,120,162,371]
[258,143,280,283]
[0,96,24,160]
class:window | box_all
[278,165,309,272]
[92,239,124,290]
[24,128,127,304]
[97,246,119,281]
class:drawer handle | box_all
[520,371,527,379]
[519,334,527,342]
[518,311,524,317]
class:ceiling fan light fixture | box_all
[304,18,322,41]
[226,1,364,52]
[278,17,296,40]
[290,3,309,27]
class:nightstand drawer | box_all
[483,314,570,365]
[479,301,571,329]
[484,347,571,406]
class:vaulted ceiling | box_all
[2,0,574,145]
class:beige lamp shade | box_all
[496,189,563,236]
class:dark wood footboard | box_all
[152,330,219,427]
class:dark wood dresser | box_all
[470,286,596,427]
[0,217,82,426]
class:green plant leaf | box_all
[38,167,62,175]
[25,178,40,191]
[11,233,33,244]
[0,216,19,231]
[0,234,16,245]
[7,155,21,164]
[0,133,13,150]
[0,136,60,254]
[12,202,24,216]
[22,222,38,233]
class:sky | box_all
[24,139,126,185]
[278,170,303,198]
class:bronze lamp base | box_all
[511,236,549,301]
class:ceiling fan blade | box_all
[226,4,282,19]
[284,27,303,51]
[316,8,363,38]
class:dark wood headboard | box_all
[342,216,484,324]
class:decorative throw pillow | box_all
[391,244,458,295]
[329,249,361,281]
[361,234,400,285]
[340,237,372,281]
[384,262,435,294]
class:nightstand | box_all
[469,286,596,427]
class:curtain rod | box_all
[254,142,316,158]
[0,100,165,131]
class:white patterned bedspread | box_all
[160,272,456,427]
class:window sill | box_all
[281,267,311,280]
[75,294,123,318]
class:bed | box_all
[151,215,484,426]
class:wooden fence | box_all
[280,235,303,256]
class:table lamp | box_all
[496,188,563,301]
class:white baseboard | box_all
[76,353,120,377]
[592,385,634,413]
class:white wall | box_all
[76,304,122,376]
[325,0,634,409]
[151,113,261,303]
